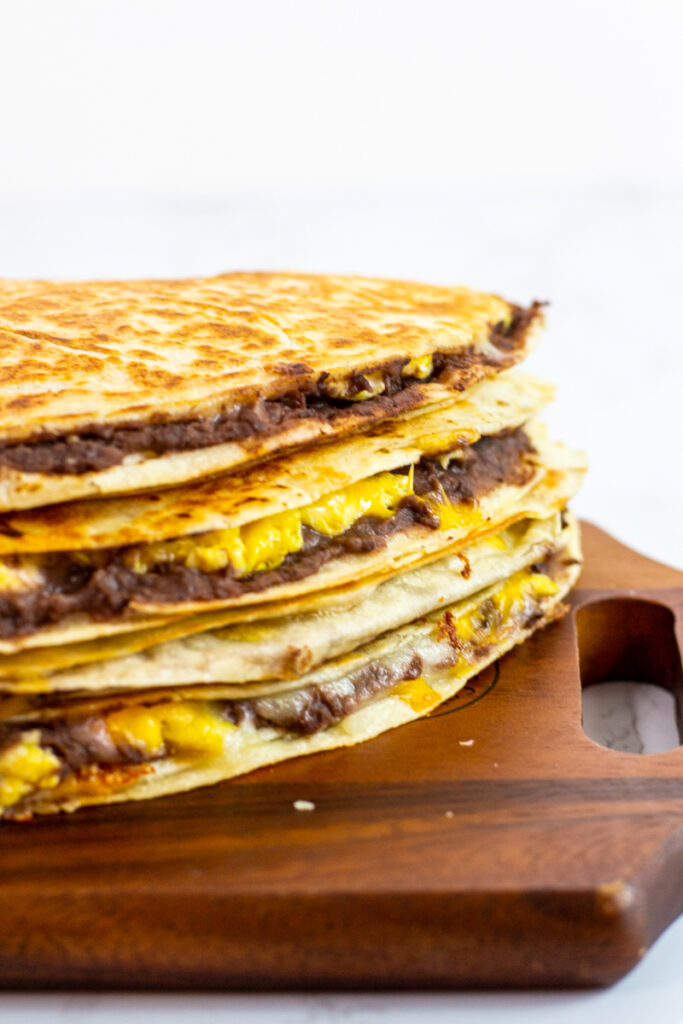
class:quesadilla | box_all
[0,271,586,821]
[0,512,569,694]
[0,512,580,819]
[0,274,543,512]
[0,373,583,651]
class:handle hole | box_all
[577,598,683,754]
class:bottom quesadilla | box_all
[0,512,580,819]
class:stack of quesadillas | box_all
[0,273,585,818]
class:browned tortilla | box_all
[0,274,543,510]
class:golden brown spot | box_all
[128,366,185,388]
[6,394,38,409]
[437,610,461,651]
[274,362,312,376]
[457,552,472,579]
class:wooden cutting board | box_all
[1,521,682,990]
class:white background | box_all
[1,0,683,196]
[1,1,682,1021]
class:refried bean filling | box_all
[0,428,535,638]
[0,305,540,475]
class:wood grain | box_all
[1,521,682,990]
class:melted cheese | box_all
[122,454,495,580]
[302,470,414,537]
[402,354,434,380]
[440,567,559,678]
[0,563,29,593]
[0,560,561,814]
[106,700,232,759]
[348,372,386,402]
[393,676,442,712]
[494,572,558,619]
[453,610,476,645]
[125,471,415,576]
[324,372,386,401]
[484,533,508,551]
[452,569,559,648]
[427,491,484,532]
[0,731,60,810]
[0,565,19,591]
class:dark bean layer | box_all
[0,428,535,638]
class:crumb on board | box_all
[444,810,454,818]
[458,739,474,747]
[293,799,316,812]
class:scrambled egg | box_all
[0,731,60,810]
[106,700,233,759]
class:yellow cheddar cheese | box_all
[0,564,25,592]
[451,569,558,649]
[347,372,387,402]
[427,492,484,532]
[323,372,386,402]
[485,533,508,551]
[393,676,442,712]
[125,470,416,577]
[120,460,498,581]
[493,571,558,620]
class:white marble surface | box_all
[583,683,680,755]
[0,187,681,1022]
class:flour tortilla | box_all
[0,274,543,511]
[5,520,581,818]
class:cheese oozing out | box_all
[450,570,559,656]
[124,462,482,578]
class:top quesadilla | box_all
[0,273,543,511]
